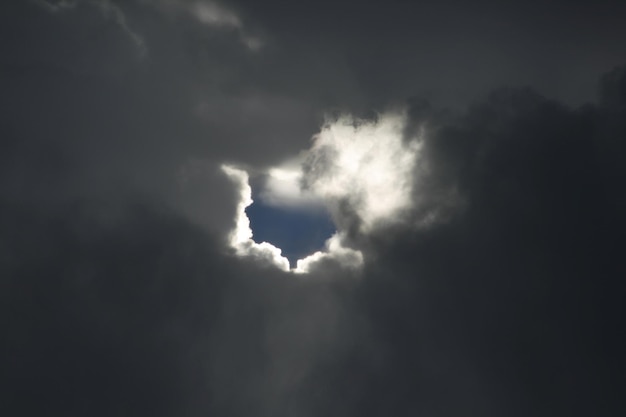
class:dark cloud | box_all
[356,74,626,415]
[1,1,625,416]
[233,0,626,107]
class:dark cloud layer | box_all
[233,0,626,107]
[1,1,626,416]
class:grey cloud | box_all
[30,0,80,12]
[32,0,145,53]
[4,68,625,415]
[233,0,626,108]
[2,1,626,415]
[144,0,264,50]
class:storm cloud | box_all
[1,1,626,416]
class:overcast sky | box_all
[2,0,626,416]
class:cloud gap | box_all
[221,165,362,273]
[245,188,336,267]
[221,110,423,274]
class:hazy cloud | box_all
[32,0,146,53]
[2,2,626,416]
[147,0,264,50]
[259,163,325,210]
[303,112,423,233]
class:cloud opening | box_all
[221,110,424,274]
[222,165,362,274]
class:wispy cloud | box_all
[31,0,78,12]
[149,0,264,50]
[32,0,146,55]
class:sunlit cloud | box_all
[303,111,423,232]
[219,110,427,273]
[221,165,291,271]
[221,164,362,273]
[294,233,363,274]
[258,160,326,211]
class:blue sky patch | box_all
[246,193,336,266]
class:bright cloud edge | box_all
[221,164,363,274]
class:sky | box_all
[246,196,336,266]
[1,0,626,416]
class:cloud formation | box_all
[220,111,435,273]
[259,163,325,210]
[303,112,423,233]
[32,0,146,53]
[222,164,291,271]
[222,164,363,273]
[3,62,626,415]
[148,0,263,50]
[2,2,626,416]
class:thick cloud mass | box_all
[1,1,626,416]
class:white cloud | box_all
[294,233,363,274]
[303,111,422,232]
[258,158,326,211]
[221,165,290,271]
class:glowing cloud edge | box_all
[221,164,363,274]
